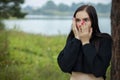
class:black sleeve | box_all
[82,37,112,77]
[57,38,82,73]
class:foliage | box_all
[57,3,70,11]
[42,1,57,10]
[0,29,111,80]
[0,0,26,18]
[0,30,69,80]
[95,3,111,13]
[0,21,9,76]
[22,1,111,16]
[0,21,5,30]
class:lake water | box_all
[3,15,111,36]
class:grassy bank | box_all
[0,30,110,80]
[0,30,69,80]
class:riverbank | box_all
[0,30,69,80]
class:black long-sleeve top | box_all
[57,34,112,79]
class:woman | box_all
[57,5,112,80]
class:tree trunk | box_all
[111,0,120,80]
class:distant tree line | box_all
[22,1,111,17]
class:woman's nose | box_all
[79,20,85,25]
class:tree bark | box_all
[111,0,120,80]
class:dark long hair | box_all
[67,5,101,41]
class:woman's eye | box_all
[75,19,81,22]
[84,18,89,22]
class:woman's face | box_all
[75,10,92,28]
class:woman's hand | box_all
[72,18,93,45]
[72,18,80,40]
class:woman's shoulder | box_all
[98,33,112,42]
[100,33,111,38]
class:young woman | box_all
[57,5,112,80]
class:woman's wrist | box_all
[82,41,90,45]
[75,36,80,40]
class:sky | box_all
[22,0,111,8]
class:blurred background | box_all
[0,0,111,80]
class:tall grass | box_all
[6,30,70,80]
[0,21,9,80]
[0,29,111,80]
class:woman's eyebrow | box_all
[75,18,80,19]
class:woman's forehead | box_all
[76,11,89,19]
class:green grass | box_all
[0,30,111,80]
[2,30,70,80]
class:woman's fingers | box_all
[79,22,89,33]
[78,22,86,33]
[72,18,81,39]
[72,18,78,34]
